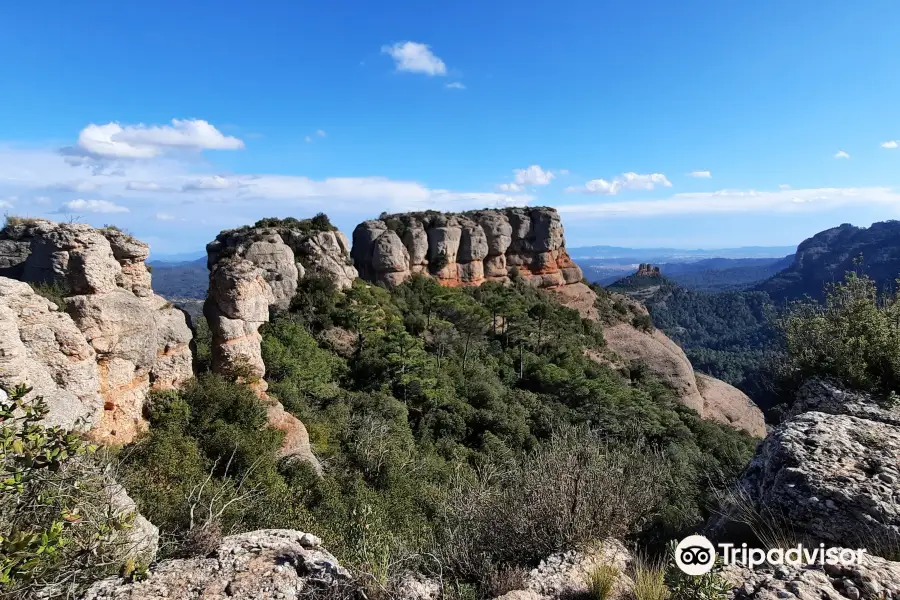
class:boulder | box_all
[82,529,350,600]
[495,539,633,600]
[720,383,900,552]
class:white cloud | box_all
[687,170,712,179]
[155,212,177,221]
[56,199,129,214]
[33,196,51,205]
[316,129,327,137]
[779,184,791,190]
[834,150,850,159]
[71,119,244,159]
[513,165,555,186]
[126,181,162,191]
[47,180,100,192]
[0,198,12,208]
[305,136,312,143]
[381,41,447,76]
[445,82,466,90]
[182,175,232,191]
[558,186,900,218]
[882,140,898,149]
[558,169,570,176]
[497,182,523,192]
[566,172,672,195]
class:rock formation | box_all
[204,220,357,385]
[82,529,350,600]
[351,207,583,289]
[0,220,193,444]
[635,263,661,277]
[204,218,357,468]
[711,379,900,551]
[554,282,767,437]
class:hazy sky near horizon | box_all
[2,0,900,255]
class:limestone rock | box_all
[0,221,193,443]
[0,277,102,430]
[714,381,900,552]
[723,553,900,600]
[82,529,351,600]
[495,539,633,600]
[372,230,411,285]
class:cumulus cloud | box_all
[834,150,850,159]
[69,119,244,159]
[566,172,672,195]
[55,199,129,214]
[558,186,900,218]
[382,41,447,76]
[882,141,898,149]
[445,82,466,90]
[514,165,555,186]
[687,170,712,178]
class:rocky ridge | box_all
[351,207,583,289]
[0,220,193,444]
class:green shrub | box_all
[29,282,70,308]
[0,385,137,599]
[778,271,900,396]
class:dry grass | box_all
[631,553,668,600]
[713,485,803,550]
[586,563,619,600]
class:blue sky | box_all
[2,0,900,255]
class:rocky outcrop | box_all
[83,529,350,600]
[711,379,900,554]
[204,220,356,384]
[352,208,583,289]
[554,283,766,437]
[724,554,900,600]
[0,220,193,444]
[204,219,355,469]
[496,539,634,600]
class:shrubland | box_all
[115,272,755,597]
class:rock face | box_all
[724,554,900,600]
[82,529,350,600]
[204,221,357,384]
[352,208,583,289]
[0,220,193,443]
[204,219,355,468]
[554,283,766,437]
[711,379,900,554]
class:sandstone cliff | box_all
[351,207,583,289]
[0,220,193,444]
[203,218,357,468]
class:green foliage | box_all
[252,213,336,232]
[778,271,900,396]
[664,541,732,600]
[632,554,669,600]
[28,281,70,308]
[1,385,137,599]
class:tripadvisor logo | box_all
[674,535,867,575]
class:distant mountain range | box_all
[567,244,797,261]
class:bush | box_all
[0,385,138,599]
[632,553,668,600]
[778,271,900,396]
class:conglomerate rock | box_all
[82,529,350,600]
[710,379,900,555]
[0,220,193,443]
[351,207,583,289]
